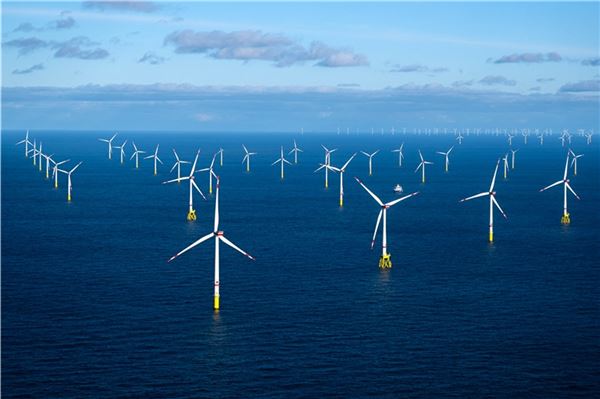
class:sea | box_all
[2,130,599,398]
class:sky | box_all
[2,1,599,132]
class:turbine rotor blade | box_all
[220,235,256,260]
[168,232,215,262]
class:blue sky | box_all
[2,1,599,131]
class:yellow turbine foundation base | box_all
[379,254,392,269]
[187,209,197,221]
[214,295,220,310]
[561,213,570,225]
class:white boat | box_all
[394,184,403,193]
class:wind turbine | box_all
[568,149,584,176]
[198,153,217,194]
[16,130,31,157]
[29,139,37,166]
[170,149,190,180]
[321,145,337,187]
[391,143,404,167]
[242,145,257,172]
[168,172,255,310]
[502,153,509,179]
[37,142,43,171]
[42,153,54,179]
[436,146,454,172]
[507,134,514,146]
[315,153,356,206]
[130,142,146,169]
[355,177,419,268]
[272,146,292,180]
[415,150,433,183]
[217,148,224,167]
[459,159,507,242]
[114,140,127,164]
[360,150,379,176]
[144,144,163,175]
[510,149,518,169]
[540,154,579,224]
[163,150,206,221]
[59,162,82,202]
[289,140,303,164]
[51,159,70,188]
[99,133,117,160]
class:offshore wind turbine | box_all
[168,172,255,310]
[198,153,217,194]
[114,140,127,164]
[321,145,337,187]
[144,144,163,175]
[289,139,303,164]
[130,142,146,169]
[355,177,419,268]
[59,162,82,202]
[242,145,257,172]
[507,134,514,146]
[415,150,433,183]
[510,148,518,169]
[217,148,224,167]
[391,143,404,167]
[99,133,117,160]
[170,149,190,180]
[29,139,37,166]
[163,150,206,221]
[51,159,70,188]
[568,149,583,176]
[459,159,507,242]
[272,146,292,180]
[435,146,454,172]
[37,142,43,171]
[16,130,32,157]
[540,154,580,224]
[42,153,54,179]
[360,150,379,176]
[316,153,356,207]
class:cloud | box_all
[581,57,600,66]
[452,80,474,88]
[479,75,517,86]
[3,37,49,55]
[390,64,448,73]
[13,23,37,33]
[4,36,109,60]
[559,80,600,93]
[493,52,562,64]
[82,1,158,13]
[3,83,598,132]
[536,78,555,83]
[194,113,214,122]
[12,16,76,33]
[164,29,368,68]
[52,16,76,29]
[12,63,44,75]
[53,36,109,60]
[138,51,165,65]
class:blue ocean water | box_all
[2,130,599,398]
